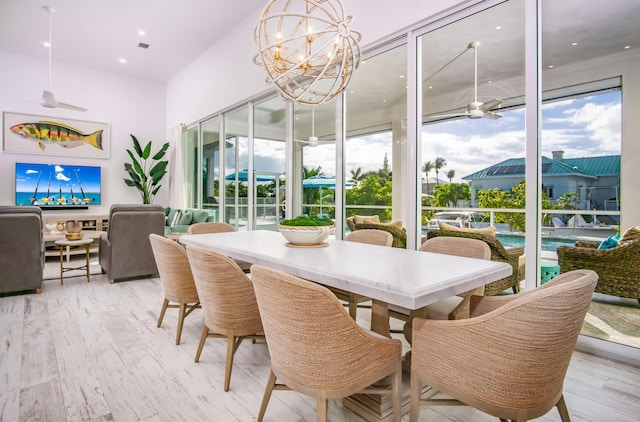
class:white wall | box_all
[166,0,464,128]
[0,51,167,218]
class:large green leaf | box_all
[152,143,170,160]
[141,141,152,160]
[124,163,142,184]
[130,134,143,157]
[150,161,168,183]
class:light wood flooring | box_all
[1,272,640,422]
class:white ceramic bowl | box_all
[278,224,333,246]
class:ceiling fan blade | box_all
[429,112,469,119]
[56,101,88,112]
[482,111,502,120]
[41,90,57,108]
[479,99,502,112]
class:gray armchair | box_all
[99,204,165,284]
[0,206,44,294]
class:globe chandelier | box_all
[254,0,361,106]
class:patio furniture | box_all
[409,269,598,422]
[353,221,407,248]
[149,234,200,345]
[557,238,640,302]
[99,204,165,284]
[186,246,264,392]
[426,229,523,295]
[187,222,251,272]
[0,206,44,294]
[250,264,402,422]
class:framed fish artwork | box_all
[2,111,110,159]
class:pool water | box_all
[496,233,579,251]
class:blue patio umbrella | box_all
[302,175,353,214]
[225,170,275,182]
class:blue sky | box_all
[251,90,621,181]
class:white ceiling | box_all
[0,0,264,82]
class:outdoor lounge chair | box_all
[426,229,522,295]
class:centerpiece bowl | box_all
[278,216,334,246]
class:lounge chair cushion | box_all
[597,234,620,250]
[439,222,497,237]
[354,215,380,225]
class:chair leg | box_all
[224,331,236,391]
[157,298,169,328]
[194,324,209,362]
[176,302,186,345]
[257,370,277,422]
[348,298,358,320]
[409,372,421,422]
[316,393,328,422]
[556,395,570,422]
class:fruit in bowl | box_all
[278,216,334,246]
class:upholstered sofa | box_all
[557,227,640,302]
[426,227,523,295]
[164,207,217,234]
[0,206,45,294]
[99,204,165,283]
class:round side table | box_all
[54,238,95,285]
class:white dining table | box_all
[180,230,512,336]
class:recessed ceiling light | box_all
[350,90,355,94]
[43,41,50,48]
[624,45,631,49]
[548,64,554,69]
[495,25,502,30]
[361,60,366,65]
[382,99,387,103]
[119,58,127,63]
[399,75,405,79]
[571,42,578,46]
[428,86,433,89]
[487,80,493,84]
[138,30,145,36]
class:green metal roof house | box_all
[463,151,620,211]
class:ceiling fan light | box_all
[308,136,319,147]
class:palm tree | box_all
[422,161,434,193]
[434,157,447,187]
[349,167,363,186]
[446,169,456,183]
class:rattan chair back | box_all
[345,229,393,246]
[419,236,490,260]
[186,245,263,391]
[149,234,200,345]
[251,264,403,421]
[410,269,598,422]
[187,222,236,235]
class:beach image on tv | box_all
[15,163,101,206]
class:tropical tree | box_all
[349,167,363,185]
[446,169,456,183]
[345,175,392,221]
[422,161,434,193]
[123,134,169,204]
[433,183,470,207]
[434,157,447,187]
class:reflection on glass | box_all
[201,118,220,221]
[224,108,249,230]
[183,126,199,209]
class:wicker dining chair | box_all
[391,236,491,342]
[250,265,403,422]
[149,234,200,345]
[331,229,394,319]
[187,222,251,272]
[186,245,264,392]
[409,269,598,422]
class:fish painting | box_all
[10,121,103,151]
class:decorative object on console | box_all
[123,134,170,204]
[15,162,101,209]
[253,0,361,106]
[3,112,109,158]
[64,220,83,240]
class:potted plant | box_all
[278,215,334,246]
[123,134,170,204]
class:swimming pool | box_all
[495,233,579,251]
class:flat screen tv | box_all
[15,162,101,209]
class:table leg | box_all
[59,245,64,285]
[85,243,91,282]
[370,299,391,338]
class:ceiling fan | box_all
[430,41,501,120]
[41,6,87,112]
